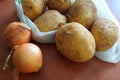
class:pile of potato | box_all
[22,0,119,62]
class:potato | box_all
[47,0,71,13]
[22,0,46,20]
[34,10,67,32]
[91,18,118,51]
[55,22,95,62]
[67,0,97,29]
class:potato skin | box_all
[91,18,118,51]
[47,0,71,13]
[55,22,95,62]
[67,0,97,29]
[34,10,66,32]
[22,0,46,20]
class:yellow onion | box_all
[11,43,43,73]
[4,22,31,47]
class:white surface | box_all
[106,0,120,23]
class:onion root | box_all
[3,49,14,70]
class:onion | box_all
[11,43,43,73]
[3,22,31,70]
[3,22,31,47]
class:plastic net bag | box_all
[15,0,120,63]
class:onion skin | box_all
[4,22,31,47]
[12,43,42,73]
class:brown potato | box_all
[91,18,118,51]
[47,0,71,13]
[67,0,97,29]
[55,22,96,62]
[34,10,66,32]
[22,0,46,20]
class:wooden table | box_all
[0,0,120,80]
